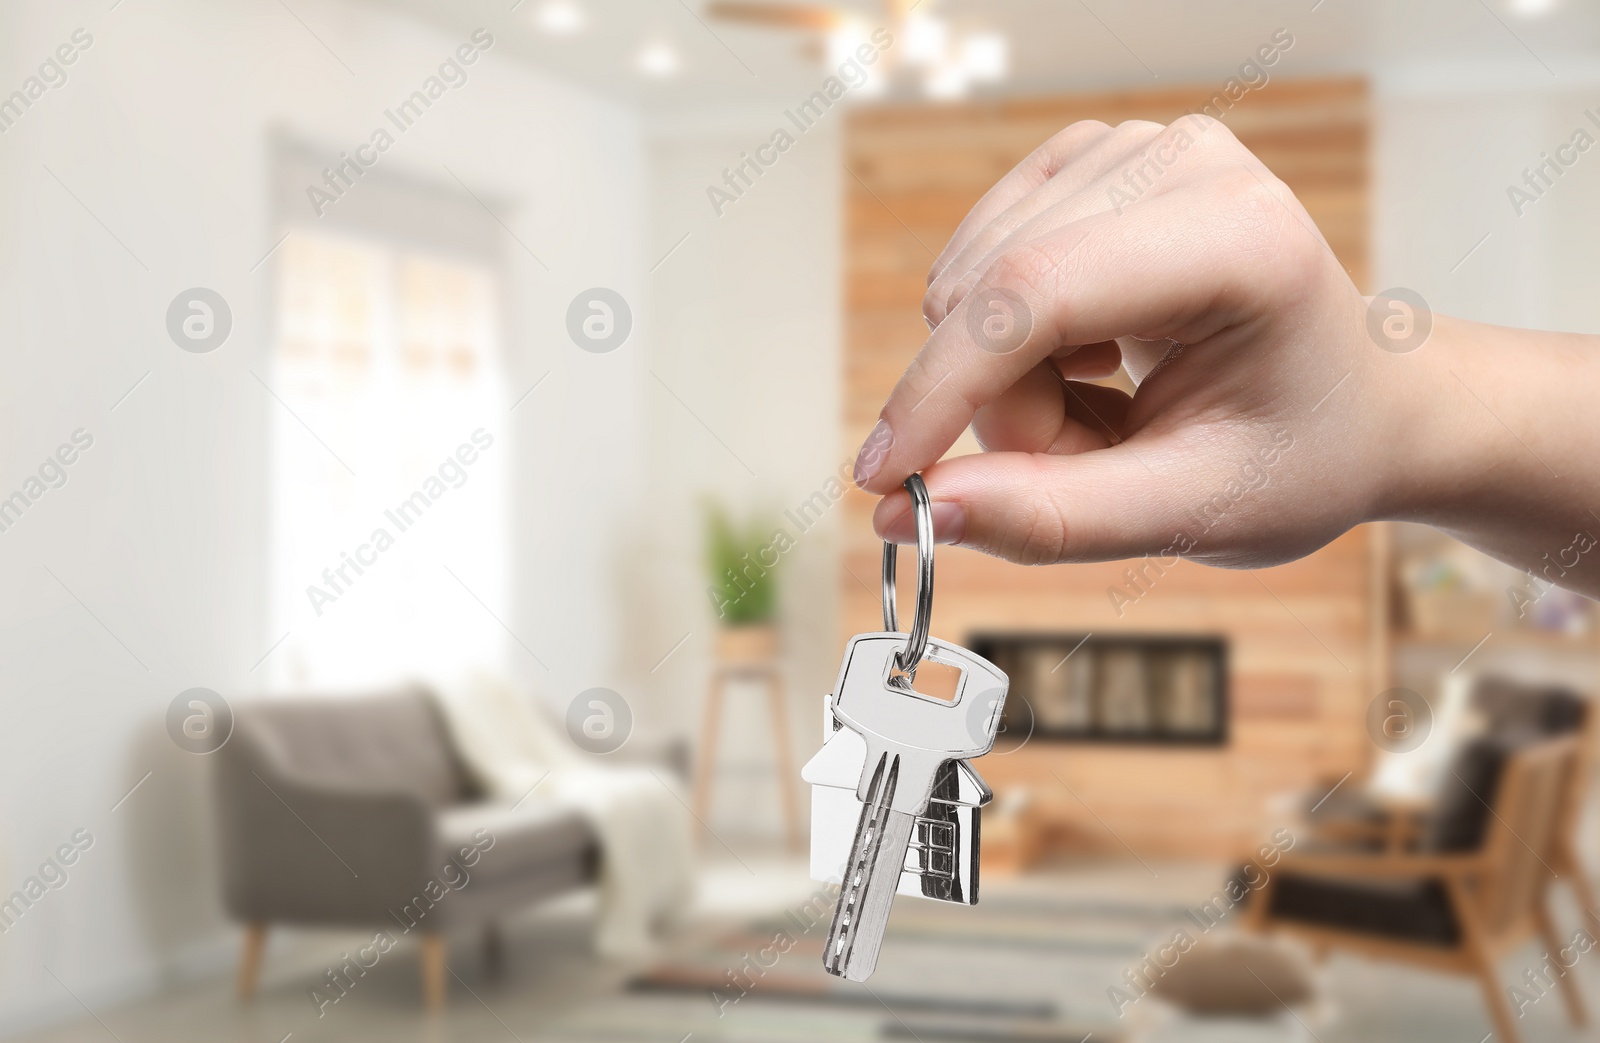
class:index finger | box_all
[854,179,1278,495]
[926,121,1112,293]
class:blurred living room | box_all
[5,0,1600,1040]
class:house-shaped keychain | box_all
[802,693,992,905]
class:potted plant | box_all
[704,502,781,664]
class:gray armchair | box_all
[214,685,598,1008]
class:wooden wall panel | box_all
[842,78,1373,860]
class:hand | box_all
[855,115,1419,569]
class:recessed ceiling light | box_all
[903,13,949,68]
[638,42,680,77]
[536,1,585,35]
[960,33,1007,82]
[827,20,887,95]
[925,63,969,100]
[1509,0,1559,15]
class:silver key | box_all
[811,632,1008,980]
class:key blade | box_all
[823,753,915,982]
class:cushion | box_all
[240,687,473,806]
[1148,935,1315,1015]
[1473,677,1587,737]
[1421,734,1518,853]
[1267,873,1460,946]
[435,802,597,886]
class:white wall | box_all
[1374,63,1600,334]
[642,112,843,839]
[0,0,645,1029]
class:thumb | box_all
[870,449,1199,565]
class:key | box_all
[810,632,1008,981]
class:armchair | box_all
[1305,677,1598,934]
[214,686,599,1008]
[1247,734,1585,1043]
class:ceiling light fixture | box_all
[960,33,1007,82]
[925,63,969,100]
[536,0,585,35]
[826,19,887,95]
[638,42,680,77]
[902,13,949,68]
[1508,0,1559,16]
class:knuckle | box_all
[929,267,978,331]
[921,282,948,326]
[1012,492,1070,565]
[1222,170,1322,287]
[1039,120,1110,174]
[1232,169,1285,218]
[1178,113,1247,157]
[1113,119,1163,136]
[1234,172,1298,246]
[1172,111,1227,140]
[898,351,944,410]
[1158,115,1206,152]
[927,247,962,290]
[982,242,1057,301]
[985,459,1070,565]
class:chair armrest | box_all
[1306,818,1390,843]
[1308,804,1431,851]
[1275,849,1484,881]
[214,733,436,927]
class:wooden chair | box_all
[1306,678,1599,939]
[1247,735,1586,1043]
[1528,688,1600,943]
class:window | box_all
[266,215,508,689]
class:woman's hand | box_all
[855,115,1600,598]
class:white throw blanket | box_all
[1368,671,1481,802]
[428,672,693,957]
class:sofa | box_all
[214,685,599,1008]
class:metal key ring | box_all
[880,473,934,676]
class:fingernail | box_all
[883,500,966,545]
[853,418,894,487]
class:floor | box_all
[9,853,1599,1043]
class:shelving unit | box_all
[1377,521,1600,706]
